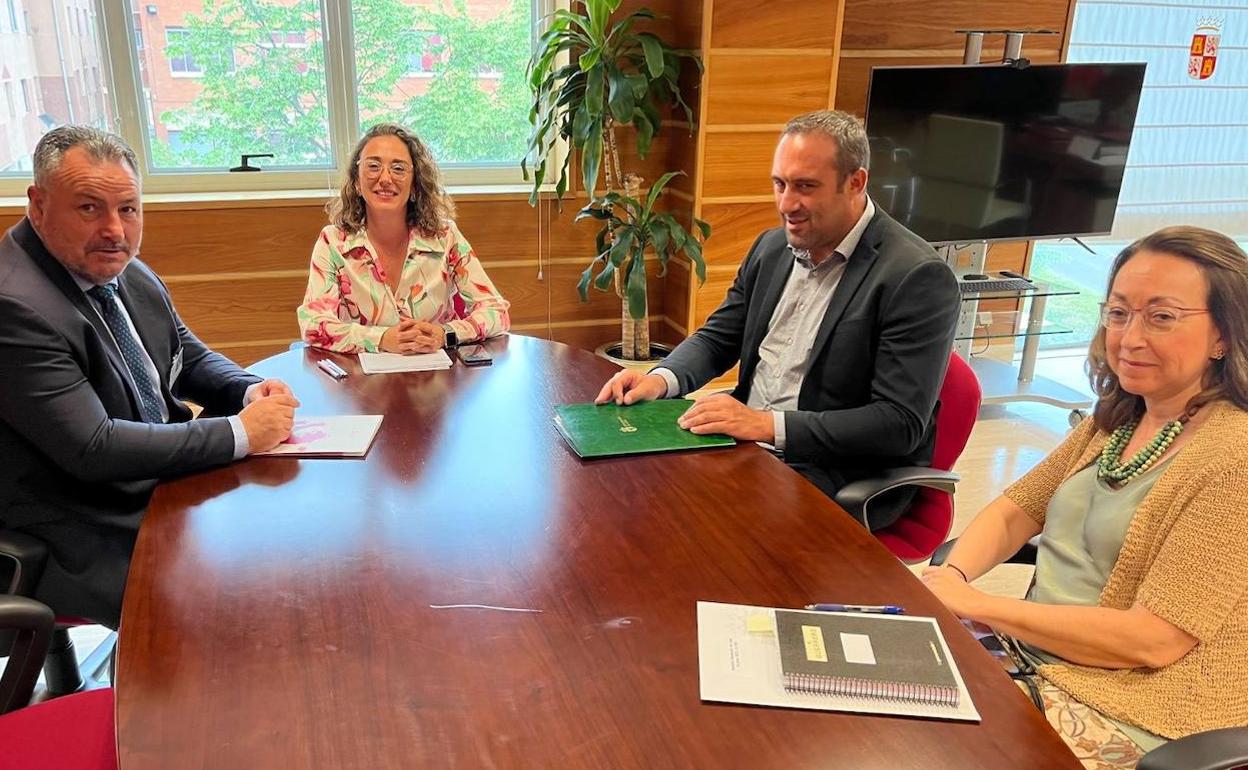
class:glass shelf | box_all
[955,310,1072,342]
[958,281,1079,301]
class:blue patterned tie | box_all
[88,284,165,423]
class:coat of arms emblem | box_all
[1189,17,1223,80]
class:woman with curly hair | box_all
[297,123,510,353]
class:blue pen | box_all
[804,603,906,615]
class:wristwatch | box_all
[441,324,458,349]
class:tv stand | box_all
[939,242,1092,427]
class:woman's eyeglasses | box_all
[359,159,413,180]
[1099,303,1209,335]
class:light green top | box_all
[1020,457,1176,752]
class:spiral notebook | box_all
[697,601,979,722]
[774,609,958,706]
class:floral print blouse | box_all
[297,221,510,353]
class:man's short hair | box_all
[32,125,140,188]
[782,110,870,182]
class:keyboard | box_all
[958,277,1035,294]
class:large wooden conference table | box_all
[116,335,1079,769]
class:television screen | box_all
[864,62,1146,244]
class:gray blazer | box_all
[661,208,960,529]
[0,218,260,624]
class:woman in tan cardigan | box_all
[923,226,1248,769]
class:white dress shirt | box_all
[654,198,876,452]
[74,269,255,459]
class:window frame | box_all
[0,0,562,197]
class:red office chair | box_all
[0,595,117,770]
[835,352,982,563]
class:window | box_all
[353,2,534,166]
[1,0,550,194]
[4,82,15,119]
[404,33,445,76]
[20,79,32,113]
[1030,0,1248,351]
[4,0,15,32]
[166,28,201,76]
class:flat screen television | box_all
[864,62,1146,244]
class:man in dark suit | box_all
[597,110,959,531]
[0,126,298,628]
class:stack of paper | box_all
[358,350,453,374]
[255,415,384,457]
[697,601,980,722]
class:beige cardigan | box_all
[1004,400,1248,739]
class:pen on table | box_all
[316,360,347,380]
[804,603,906,615]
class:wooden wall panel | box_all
[835,55,963,119]
[661,257,692,333]
[694,270,736,330]
[838,0,1070,51]
[704,55,834,125]
[710,0,842,49]
[700,202,779,267]
[701,132,779,199]
[164,274,305,347]
[546,318,671,355]
[485,260,665,328]
[140,206,327,275]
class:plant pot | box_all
[594,341,674,373]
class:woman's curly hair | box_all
[327,123,455,236]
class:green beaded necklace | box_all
[1097,417,1184,484]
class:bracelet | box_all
[945,563,969,582]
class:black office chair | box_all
[931,539,1248,769]
[0,530,114,697]
[0,594,118,769]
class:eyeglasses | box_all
[358,159,412,180]
[1099,303,1210,335]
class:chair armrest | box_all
[834,468,960,529]
[0,529,49,596]
[1138,727,1248,770]
[930,536,1040,568]
[0,595,55,715]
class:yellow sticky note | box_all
[746,612,775,635]
[802,625,829,662]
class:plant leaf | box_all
[608,226,636,268]
[645,170,683,213]
[638,33,665,79]
[580,126,603,196]
[584,65,604,119]
[626,248,648,319]
[592,260,616,293]
[606,65,636,124]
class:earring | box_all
[1213,349,1226,360]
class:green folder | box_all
[553,400,736,458]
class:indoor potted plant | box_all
[523,0,708,362]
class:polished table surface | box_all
[117,336,1079,769]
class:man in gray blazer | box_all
[0,126,298,628]
[598,111,960,531]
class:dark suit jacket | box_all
[0,218,260,625]
[661,207,959,530]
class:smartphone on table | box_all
[458,344,493,366]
